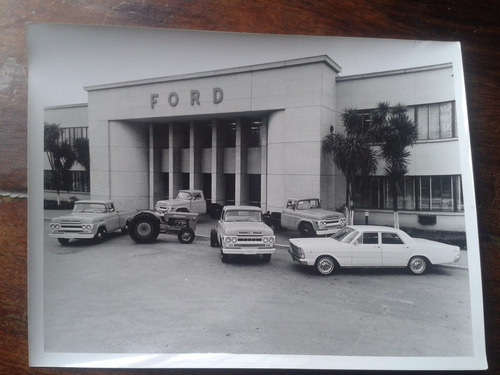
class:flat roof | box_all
[336,62,453,82]
[84,55,342,92]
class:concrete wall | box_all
[86,56,341,211]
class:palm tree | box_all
[323,109,378,224]
[44,123,76,205]
[370,102,418,228]
[73,137,90,170]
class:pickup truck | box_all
[210,205,276,263]
[263,198,346,237]
[49,200,136,245]
[155,189,207,214]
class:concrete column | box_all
[148,124,154,210]
[189,121,203,189]
[169,122,182,198]
[235,118,249,205]
[211,120,225,205]
[260,117,268,212]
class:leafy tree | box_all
[370,102,419,228]
[44,123,76,205]
[322,109,378,224]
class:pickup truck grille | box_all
[60,224,84,232]
[237,237,262,242]
[323,218,346,228]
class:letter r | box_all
[191,90,200,106]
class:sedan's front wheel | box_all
[408,256,428,275]
[315,256,336,276]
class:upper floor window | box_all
[356,101,456,142]
[59,127,88,145]
[407,101,456,140]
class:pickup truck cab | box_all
[210,205,276,263]
[155,189,207,214]
[265,198,346,237]
[49,200,136,245]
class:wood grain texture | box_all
[0,0,499,373]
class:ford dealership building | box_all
[44,55,464,233]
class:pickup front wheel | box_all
[299,222,315,237]
[210,229,219,247]
[58,238,70,245]
[129,213,160,244]
[94,227,107,243]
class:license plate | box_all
[244,250,256,254]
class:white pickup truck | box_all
[155,189,207,214]
[264,198,346,237]
[49,200,136,245]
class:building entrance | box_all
[154,115,268,209]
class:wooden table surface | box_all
[1,1,499,374]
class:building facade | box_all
[44,55,464,233]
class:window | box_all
[382,233,404,245]
[410,102,455,140]
[59,127,88,145]
[361,232,379,244]
[354,175,463,212]
[44,170,90,193]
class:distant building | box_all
[44,55,464,233]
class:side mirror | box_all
[353,240,359,246]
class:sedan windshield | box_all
[331,227,359,243]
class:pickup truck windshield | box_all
[296,199,321,209]
[224,210,262,222]
[73,203,107,213]
[177,191,192,200]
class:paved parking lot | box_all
[43,211,473,357]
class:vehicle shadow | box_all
[50,232,125,253]
[288,263,457,277]
[221,254,273,266]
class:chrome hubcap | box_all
[137,222,152,237]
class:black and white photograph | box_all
[27,23,487,370]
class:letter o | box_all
[168,92,179,107]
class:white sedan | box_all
[288,225,461,275]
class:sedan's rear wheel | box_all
[408,256,428,275]
[316,255,336,275]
